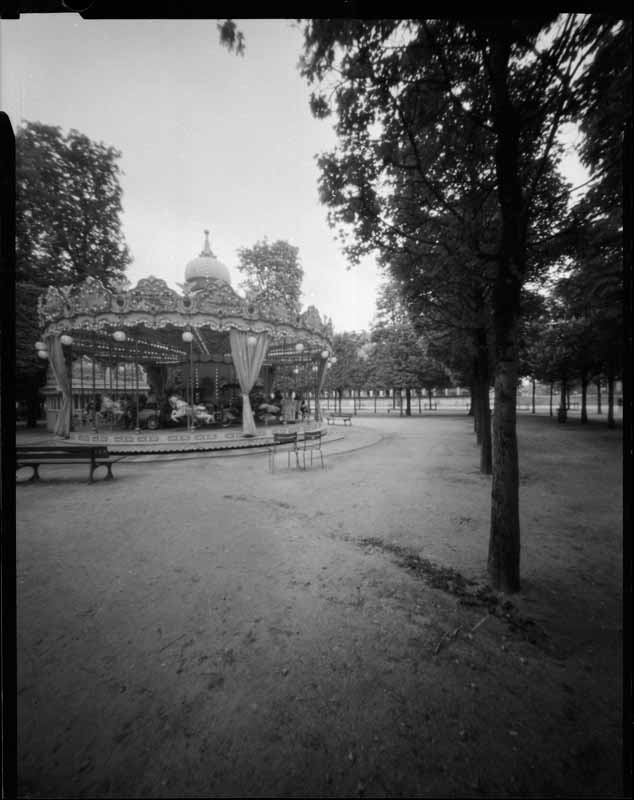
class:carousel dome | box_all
[185,229,231,285]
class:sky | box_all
[1,16,386,333]
[1,16,589,333]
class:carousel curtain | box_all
[313,358,329,421]
[229,330,270,436]
[46,334,72,438]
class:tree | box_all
[566,18,630,428]
[236,238,304,316]
[323,331,369,412]
[300,16,614,592]
[16,121,131,423]
[16,121,131,288]
[370,281,452,416]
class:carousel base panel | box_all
[66,421,327,454]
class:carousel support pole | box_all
[79,351,84,427]
[109,340,113,431]
[134,340,140,433]
[189,338,194,431]
[92,341,97,433]
[67,340,73,434]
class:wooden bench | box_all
[326,413,352,426]
[16,445,116,483]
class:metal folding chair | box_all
[298,429,326,470]
[268,431,299,472]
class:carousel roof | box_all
[184,230,231,286]
[37,255,334,366]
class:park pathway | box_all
[15,414,623,798]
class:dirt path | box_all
[15,414,623,797]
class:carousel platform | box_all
[64,420,327,454]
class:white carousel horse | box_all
[258,402,280,426]
[168,395,215,425]
[98,394,126,426]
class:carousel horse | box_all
[258,402,280,426]
[98,394,126,426]
[168,395,215,426]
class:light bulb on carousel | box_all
[247,334,257,347]
[113,330,127,342]
[35,341,45,351]
[295,342,304,354]
[60,334,74,346]
[321,350,329,359]
[182,330,194,343]
[37,349,49,360]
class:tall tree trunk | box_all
[558,379,568,423]
[473,331,492,473]
[607,362,615,429]
[478,374,492,474]
[476,330,492,475]
[487,32,522,593]
[596,379,602,414]
[549,381,554,417]
[531,378,536,414]
[580,373,588,424]
[405,386,411,416]
[472,373,480,436]
[467,379,475,416]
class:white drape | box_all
[45,334,72,438]
[313,359,329,421]
[229,330,270,436]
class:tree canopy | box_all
[16,120,131,289]
[15,121,132,423]
[236,238,304,316]
[299,16,627,592]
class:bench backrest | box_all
[273,432,297,445]
[17,446,110,458]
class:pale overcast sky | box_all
[1,16,588,333]
[1,16,386,333]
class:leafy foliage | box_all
[237,238,304,316]
[299,16,617,592]
[16,121,131,289]
[15,121,132,422]
[217,20,245,56]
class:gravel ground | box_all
[15,412,624,798]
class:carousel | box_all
[35,231,335,453]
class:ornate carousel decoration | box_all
[36,230,335,448]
